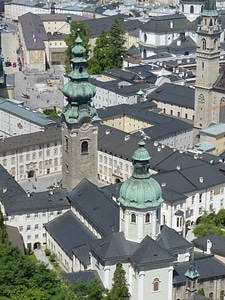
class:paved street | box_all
[19,172,62,193]
[2,30,65,110]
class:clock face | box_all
[198,94,205,103]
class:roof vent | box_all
[49,189,53,196]
[27,190,31,197]
[199,177,204,183]
[3,187,7,193]
[157,146,161,152]
[154,141,158,147]
[161,182,166,187]
[210,160,214,164]
[194,154,198,159]
[106,129,110,135]
[124,135,130,141]
[161,144,165,148]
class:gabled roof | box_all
[68,179,119,236]
[0,126,61,156]
[147,82,195,109]
[45,210,96,258]
[173,254,225,284]
[131,235,174,267]
[89,231,138,261]
[144,118,193,140]
[156,225,191,254]
[193,234,225,257]
[72,243,91,267]
[155,151,218,172]
[153,163,225,195]
[140,13,197,33]
[18,13,47,50]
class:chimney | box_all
[206,239,212,254]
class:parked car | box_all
[21,93,30,99]
[5,61,11,67]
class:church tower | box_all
[118,139,163,242]
[185,250,200,299]
[194,0,222,140]
[61,33,100,191]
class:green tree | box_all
[193,209,225,238]
[64,21,90,73]
[88,30,113,74]
[108,18,126,69]
[43,106,60,120]
[107,263,130,300]
[215,208,225,226]
[0,209,8,244]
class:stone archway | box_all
[115,178,121,184]
[28,170,35,178]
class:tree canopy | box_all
[64,18,126,75]
[64,21,90,73]
[193,209,225,238]
[107,263,130,300]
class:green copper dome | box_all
[61,33,100,124]
[118,140,163,209]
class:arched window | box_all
[81,141,88,154]
[131,213,136,223]
[182,4,184,12]
[201,5,203,12]
[190,5,194,13]
[145,213,150,223]
[220,290,224,300]
[202,38,206,50]
[153,278,160,291]
[209,292,213,300]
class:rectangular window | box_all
[27,225,31,231]
[35,224,38,230]
[19,226,23,232]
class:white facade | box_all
[157,129,193,151]
[1,200,68,250]
[0,139,62,182]
[92,82,138,109]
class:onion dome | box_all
[118,140,163,209]
[61,33,100,124]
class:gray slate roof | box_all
[153,163,225,196]
[147,82,195,109]
[156,225,191,254]
[173,254,225,284]
[89,231,138,262]
[0,165,69,214]
[45,210,96,258]
[0,125,61,152]
[131,235,174,267]
[193,234,225,257]
[140,13,197,33]
[18,13,47,50]
[62,270,102,285]
[68,178,119,236]
[98,123,173,168]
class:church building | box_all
[194,0,225,142]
